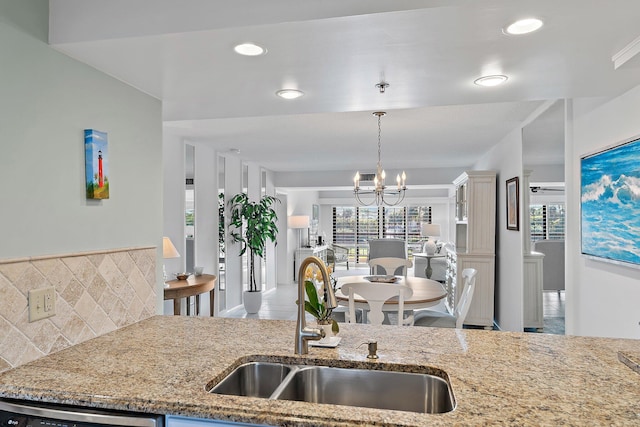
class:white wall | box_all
[0,2,164,308]
[275,167,466,188]
[264,169,278,291]
[527,164,564,183]
[162,134,186,280]
[275,192,289,285]
[285,190,320,283]
[223,155,243,308]
[474,128,524,332]
[568,85,640,339]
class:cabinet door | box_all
[456,183,467,221]
[455,254,495,329]
[523,254,544,329]
[465,175,496,254]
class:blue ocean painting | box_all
[581,137,640,265]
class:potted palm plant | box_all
[228,192,279,313]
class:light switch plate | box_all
[28,287,56,322]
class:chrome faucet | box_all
[295,256,338,354]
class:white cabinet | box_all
[523,252,544,331]
[448,171,496,329]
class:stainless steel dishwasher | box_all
[0,399,163,427]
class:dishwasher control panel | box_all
[0,400,162,427]
[1,411,70,427]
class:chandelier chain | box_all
[377,113,382,171]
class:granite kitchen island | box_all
[0,316,639,426]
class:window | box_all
[333,207,356,246]
[357,207,378,262]
[185,188,195,238]
[530,203,565,242]
[407,206,431,256]
[382,207,405,238]
[333,205,432,264]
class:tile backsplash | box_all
[0,247,157,373]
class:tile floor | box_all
[541,290,566,335]
[220,265,566,335]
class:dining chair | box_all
[413,268,477,329]
[368,257,412,278]
[368,238,407,259]
[326,243,350,270]
[367,239,408,275]
[341,282,414,326]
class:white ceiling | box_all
[49,0,640,174]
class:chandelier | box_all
[353,110,407,206]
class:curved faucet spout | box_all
[295,256,337,354]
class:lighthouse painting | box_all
[84,129,109,199]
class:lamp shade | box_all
[421,223,441,238]
[162,237,180,259]
[288,215,310,229]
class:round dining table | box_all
[334,275,447,318]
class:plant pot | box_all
[317,320,338,338]
[243,290,262,314]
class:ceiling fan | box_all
[530,186,564,193]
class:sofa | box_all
[533,239,565,291]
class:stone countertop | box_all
[0,316,639,426]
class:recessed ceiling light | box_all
[474,75,508,87]
[233,43,266,56]
[504,18,544,35]
[276,89,304,99]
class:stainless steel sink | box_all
[208,361,455,414]
[209,362,292,398]
[275,366,454,414]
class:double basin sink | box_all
[207,360,455,414]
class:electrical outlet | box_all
[28,287,56,322]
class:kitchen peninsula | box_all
[0,316,638,426]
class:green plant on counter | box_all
[304,279,339,334]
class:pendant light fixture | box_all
[353,92,407,206]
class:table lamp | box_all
[288,215,310,248]
[421,223,441,255]
[162,236,180,283]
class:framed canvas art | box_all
[581,134,640,268]
[85,129,109,199]
[506,176,519,231]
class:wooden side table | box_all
[164,274,217,316]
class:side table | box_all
[164,273,217,316]
[413,253,445,279]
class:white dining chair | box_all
[368,257,413,278]
[413,268,477,329]
[341,282,414,326]
[368,238,407,259]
